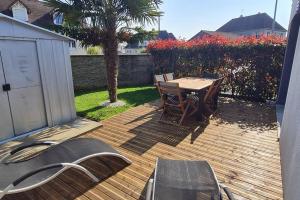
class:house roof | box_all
[0,13,74,41]
[125,43,140,49]
[125,30,176,49]
[217,13,287,33]
[190,30,239,41]
[157,30,176,40]
[0,0,54,27]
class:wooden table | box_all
[168,77,216,121]
[169,77,215,91]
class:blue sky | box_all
[147,0,292,40]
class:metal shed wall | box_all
[0,15,76,131]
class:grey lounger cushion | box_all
[0,138,131,197]
[151,158,234,200]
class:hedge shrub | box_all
[147,35,287,102]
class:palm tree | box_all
[45,0,162,103]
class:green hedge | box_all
[148,36,286,102]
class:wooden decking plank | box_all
[92,127,282,184]
[59,170,113,200]
[104,114,280,157]
[1,98,282,200]
[103,120,281,168]
[88,131,282,200]
[107,113,280,153]
[117,106,278,141]
[90,133,278,200]
[90,127,282,196]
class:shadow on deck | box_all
[1,97,282,200]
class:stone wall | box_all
[71,55,154,90]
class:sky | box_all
[147,0,292,40]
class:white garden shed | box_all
[0,13,76,141]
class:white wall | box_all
[280,28,300,200]
[290,0,299,25]
[236,28,286,37]
[280,1,300,199]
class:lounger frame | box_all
[0,141,131,199]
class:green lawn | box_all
[75,86,159,121]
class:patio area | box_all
[2,97,282,200]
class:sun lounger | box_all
[0,138,131,199]
[146,158,234,200]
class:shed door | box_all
[0,40,47,137]
[0,52,14,140]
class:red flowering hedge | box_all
[147,35,287,101]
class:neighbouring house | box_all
[0,0,90,55]
[156,30,176,40]
[0,13,76,142]
[191,13,287,40]
[0,0,62,27]
[0,0,104,55]
[124,30,176,54]
[190,30,239,40]
[217,12,287,37]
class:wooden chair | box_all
[202,71,220,79]
[203,77,224,115]
[154,74,166,110]
[157,81,197,125]
[154,74,165,86]
[163,73,174,81]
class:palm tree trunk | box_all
[103,29,119,103]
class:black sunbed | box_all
[0,138,131,199]
[146,158,234,200]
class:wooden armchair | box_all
[203,77,224,115]
[154,74,166,110]
[154,74,165,86]
[158,81,197,125]
[163,73,174,81]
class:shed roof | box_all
[0,13,74,41]
[217,13,287,33]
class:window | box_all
[69,41,76,48]
[53,12,64,25]
[12,2,28,21]
[256,32,259,38]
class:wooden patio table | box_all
[168,77,216,121]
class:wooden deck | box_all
[3,98,282,200]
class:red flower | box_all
[147,35,286,51]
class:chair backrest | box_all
[164,73,174,81]
[202,71,220,79]
[158,81,184,106]
[204,78,224,103]
[154,74,165,85]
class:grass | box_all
[75,86,159,121]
